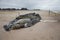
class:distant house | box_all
[21,8,28,10]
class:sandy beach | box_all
[0,10,60,40]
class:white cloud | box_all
[0,0,60,11]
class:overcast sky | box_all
[0,0,60,11]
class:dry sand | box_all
[0,10,60,40]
